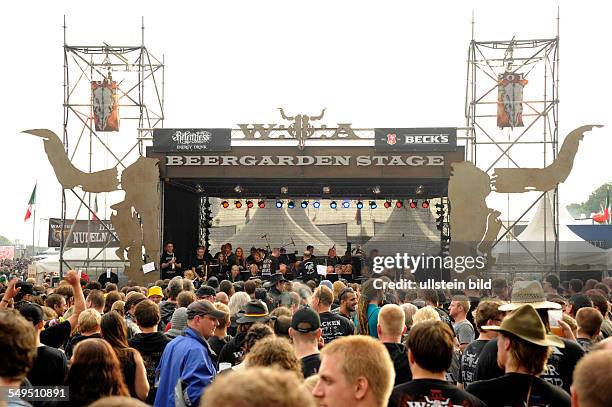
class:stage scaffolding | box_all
[464,13,561,275]
[59,16,165,276]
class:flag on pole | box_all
[592,188,610,224]
[91,195,99,221]
[24,184,37,222]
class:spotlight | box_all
[369,201,377,209]
[409,200,417,209]
[330,201,338,209]
[246,200,254,208]
[396,200,403,208]
[383,200,392,208]
[301,200,308,208]
[280,186,289,194]
[221,200,229,209]
[313,201,321,209]
[276,200,283,208]
[342,200,350,209]
[356,201,364,209]
[415,185,425,196]
[421,200,430,209]
[234,185,243,194]
[372,185,381,195]
[323,186,331,194]
[258,200,266,208]
[235,200,242,208]
[287,201,295,209]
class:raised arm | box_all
[65,270,86,330]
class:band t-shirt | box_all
[467,373,571,407]
[474,337,584,393]
[458,339,489,386]
[160,251,181,277]
[389,379,486,407]
[299,259,317,281]
[301,353,321,379]
[319,311,354,344]
[261,256,279,280]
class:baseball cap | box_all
[291,306,321,333]
[147,286,163,298]
[206,277,219,289]
[196,285,217,298]
[16,282,34,296]
[187,300,228,320]
[18,302,44,326]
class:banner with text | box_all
[375,128,457,152]
[153,128,231,152]
[48,218,119,248]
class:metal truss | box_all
[59,17,165,275]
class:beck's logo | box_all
[386,133,397,145]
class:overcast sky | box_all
[1,0,610,245]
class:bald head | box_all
[215,291,229,305]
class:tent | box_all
[34,247,126,277]
[288,208,340,252]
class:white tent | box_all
[34,247,125,276]
[288,208,341,252]
[227,205,329,252]
[493,193,607,266]
[363,206,439,256]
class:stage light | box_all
[396,200,403,208]
[287,201,295,209]
[421,200,430,209]
[258,200,266,208]
[323,186,331,194]
[235,200,242,208]
[383,200,392,208]
[246,200,254,208]
[276,200,283,208]
[372,185,381,195]
[301,200,308,208]
[342,200,350,208]
[221,201,229,209]
[409,200,417,209]
[313,201,321,209]
[330,201,338,209]
[280,186,289,194]
[415,185,425,196]
[369,201,377,209]
[356,201,364,209]
[234,185,243,194]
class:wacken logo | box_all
[237,108,361,150]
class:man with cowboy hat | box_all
[474,280,584,393]
[467,304,570,406]
[268,272,289,308]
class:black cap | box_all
[236,300,273,324]
[271,273,288,284]
[196,285,217,298]
[291,306,321,333]
[18,302,44,325]
[16,282,34,296]
[206,277,219,289]
[570,294,593,312]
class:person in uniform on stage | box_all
[160,242,182,279]
[190,246,213,280]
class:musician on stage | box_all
[160,242,183,279]
[190,246,213,279]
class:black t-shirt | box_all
[208,335,233,363]
[467,373,571,407]
[160,251,182,277]
[299,259,317,281]
[459,339,489,386]
[261,256,279,280]
[319,311,354,344]
[40,320,72,349]
[390,379,486,407]
[97,272,119,287]
[190,255,213,276]
[301,353,321,378]
[219,332,247,366]
[384,343,412,386]
[27,345,68,386]
[474,337,584,393]
[128,331,171,400]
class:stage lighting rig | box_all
[221,201,229,209]
[301,201,308,208]
[342,200,350,209]
[258,200,266,208]
[409,200,417,209]
[356,201,364,209]
[235,200,242,208]
[287,201,295,209]
[369,201,377,209]
[421,200,430,209]
[383,200,392,208]
[313,201,321,208]
[330,201,338,209]
[396,201,403,209]
[275,200,283,208]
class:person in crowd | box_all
[65,308,102,358]
[17,303,68,387]
[195,285,216,303]
[128,299,171,404]
[176,291,196,309]
[235,323,275,368]
[218,279,235,298]
[100,311,149,401]
[104,291,123,314]
[390,320,485,407]
[400,303,418,333]
[333,287,357,320]
[571,350,612,407]
[412,305,441,325]
[568,279,584,296]
[449,295,475,351]
[229,246,247,271]
[216,252,231,279]
[227,290,250,336]
[88,396,149,407]
[268,272,288,307]
[566,294,593,318]
[474,280,584,393]
[245,336,303,378]
[312,335,395,407]
[65,338,130,406]
[422,288,453,327]
[312,285,354,344]
[201,367,315,407]
[98,269,119,287]
[543,273,560,295]
[467,304,571,406]
[575,307,603,353]
[289,306,322,378]
[587,292,612,338]
[164,307,188,340]
[207,302,232,362]
[354,278,383,338]
[124,292,146,339]
[490,277,510,301]
[215,291,229,305]
[86,289,105,314]
[299,250,317,282]
[155,300,228,407]
[458,300,503,389]
[326,246,342,267]
[376,304,411,386]
[45,293,68,318]
[160,242,183,279]
[159,276,183,330]
[147,286,163,304]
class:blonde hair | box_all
[332,281,347,301]
[573,350,612,407]
[78,308,102,333]
[214,302,231,327]
[111,301,125,317]
[320,335,394,406]
[378,304,405,337]
[245,337,302,379]
[412,306,441,325]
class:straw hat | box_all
[498,281,561,311]
[481,304,564,348]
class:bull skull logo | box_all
[278,108,326,150]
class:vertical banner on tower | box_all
[497,71,528,128]
[91,79,120,132]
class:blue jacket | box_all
[154,327,216,407]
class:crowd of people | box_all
[1,243,612,406]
